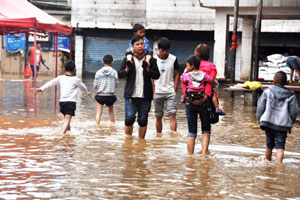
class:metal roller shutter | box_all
[84,36,129,73]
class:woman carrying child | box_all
[181,55,218,155]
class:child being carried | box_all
[181,55,217,102]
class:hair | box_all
[132,23,145,33]
[194,44,210,61]
[186,55,200,69]
[158,37,171,50]
[131,35,144,45]
[64,60,76,72]
[103,54,113,64]
[274,71,287,86]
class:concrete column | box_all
[75,35,84,78]
[240,18,254,80]
[214,10,227,79]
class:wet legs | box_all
[266,147,284,163]
[201,133,210,155]
[187,136,196,154]
[62,114,72,134]
[125,125,147,139]
[96,103,103,127]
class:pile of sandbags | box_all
[258,54,291,81]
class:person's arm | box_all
[40,54,49,70]
[118,58,130,78]
[146,58,160,80]
[115,70,119,87]
[204,65,217,97]
[77,78,91,96]
[26,48,31,64]
[174,58,180,92]
[256,91,267,121]
[37,76,60,93]
[289,94,299,124]
[151,79,155,95]
[93,72,99,89]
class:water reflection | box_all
[0,77,299,199]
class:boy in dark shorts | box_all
[93,54,118,127]
[37,60,91,134]
[257,71,298,163]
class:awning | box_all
[0,0,72,35]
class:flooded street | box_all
[0,77,300,199]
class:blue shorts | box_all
[286,57,300,70]
[124,98,151,127]
[265,128,287,149]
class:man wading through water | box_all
[118,35,160,139]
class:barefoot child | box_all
[257,71,298,163]
[93,54,118,127]
[37,60,91,134]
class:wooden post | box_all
[230,0,239,84]
[253,0,263,81]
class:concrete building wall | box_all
[72,0,215,31]
[201,0,300,7]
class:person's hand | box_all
[191,95,208,105]
[126,60,133,72]
[36,88,43,94]
[146,55,152,63]
[87,92,91,97]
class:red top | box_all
[199,60,217,97]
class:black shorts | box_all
[59,102,76,116]
[95,95,117,106]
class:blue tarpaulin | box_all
[5,33,26,52]
[6,34,70,52]
[29,36,70,52]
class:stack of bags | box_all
[258,54,291,81]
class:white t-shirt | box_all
[132,57,145,98]
[36,49,41,64]
[40,75,89,102]
[154,54,178,93]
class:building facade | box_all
[72,0,300,79]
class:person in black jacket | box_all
[119,35,160,139]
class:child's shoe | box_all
[216,110,226,115]
[289,80,293,84]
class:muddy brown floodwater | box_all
[0,76,299,199]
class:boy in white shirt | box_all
[37,60,91,134]
[153,37,180,133]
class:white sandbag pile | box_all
[258,54,291,81]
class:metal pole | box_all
[54,34,58,110]
[230,0,239,84]
[69,35,72,60]
[253,0,263,81]
[33,29,37,114]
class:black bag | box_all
[206,98,219,124]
